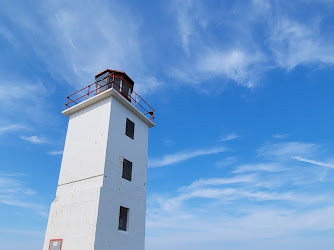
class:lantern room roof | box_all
[95,69,134,86]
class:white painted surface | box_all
[62,88,155,128]
[44,90,152,250]
[94,94,149,250]
[58,97,111,185]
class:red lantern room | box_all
[95,69,134,102]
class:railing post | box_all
[87,85,90,99]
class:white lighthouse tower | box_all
[43,69,155,250]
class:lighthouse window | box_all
[113,78,121,92]
[118,206,129,231]
[122,158,132,181]
[125,118,135,139]
[121,80,131,97]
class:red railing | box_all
[65,73,155,122]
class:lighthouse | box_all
[43,69,155,250]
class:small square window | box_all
[122,158,132,181]
[125,118,135,139]
[118,206,129,231]
[49,239,62,250]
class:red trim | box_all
[48,239,63,250]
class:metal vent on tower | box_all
[122,159,133,181]
[126,118,135,139]
[118,206,129,231]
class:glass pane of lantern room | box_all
[96,72,109,93]
[122,80,131,97]
[113,78,121,92]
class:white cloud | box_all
[258,142,319,159]
[198,49,265,87]
[162,138,176,146]
[1,0,162,97]
[187,175,257,189]
[233,163,284,173]
[219,133,240,142]
[146,206,334,250]
[30,0,161,94]
[269,18,334,70]
[0,80,57,126]
[272,133,290,139]
[168,1,334,91]
[0,124,27,135]
[20,135,47,144]
[47,150,63,156]
[146,139,334,249]
[0,173,44,210]
[0,82,42,102]
[0,26,18,47]
[174,0,194,54]
[134,76,164,96]
[149,146,226,168]
[293,156,334,169]
[215,156,238,167]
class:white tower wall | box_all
[43,89,154,250]
[94,96,149,249]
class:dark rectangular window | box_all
[118,206,129,231]
[125,118,135,139]
[122,158,132,181]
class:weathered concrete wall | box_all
[43,98,111,250]
[43,177,103,249]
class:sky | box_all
[1,0,334,249]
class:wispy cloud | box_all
[293,156,334,169]
[269,18,334,70]
[146,205,334,250]
[258,142,319,159]
[20,135,47,144]
[162,138,176,146]
[272,133,290,139]
[134,76,164,95]
[219,133,240,142]
[215,156,238,168]
[0,82,44,102]
[47,150,63,156]
[174,0,193,54]
[0,173,44,210]
[187,175,257,189]
[173,0,208,55]
[0,79,57,127]
[168,1,334,92]
[233,163,284,173]
[146,139,334,249]
[198,49,265,87]
[0,26,18,46]
[149,147,226,168]
[0,124,28,135]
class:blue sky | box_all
[1,0,334,249]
